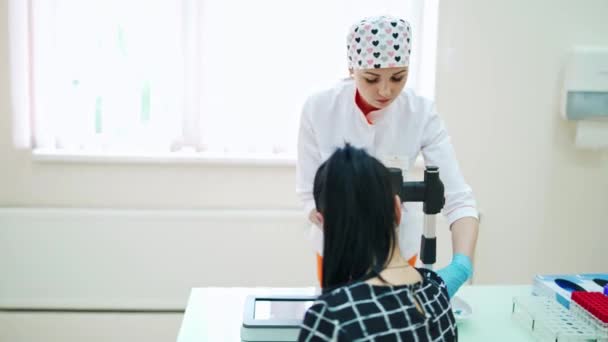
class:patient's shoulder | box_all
[416,267,450,298]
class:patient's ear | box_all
[314,211,324,228]
[394,195,402,226]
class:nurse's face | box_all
[351,67,408,108]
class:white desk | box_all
[177,285,534,341]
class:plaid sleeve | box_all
[298,302,341,341]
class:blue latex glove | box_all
[436,253,473,298]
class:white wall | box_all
[1,0,607,292]
[0,208,314,309]
[435,0,608,282]
[0,313,182,342]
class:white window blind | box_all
[10,0,438,161]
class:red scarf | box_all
[355,89,379,124]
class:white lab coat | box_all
[296,78,478,259]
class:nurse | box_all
[296,15,479,298]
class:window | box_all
[9,0,438,162]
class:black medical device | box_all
[388,166,445,269]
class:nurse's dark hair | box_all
[313,144,398,291]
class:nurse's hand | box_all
[436,253,473,298]
[308,209,323,228]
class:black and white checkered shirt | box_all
[298,268,457,341]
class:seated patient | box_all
[298,144,457,341]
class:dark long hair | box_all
[313,144,398,290]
